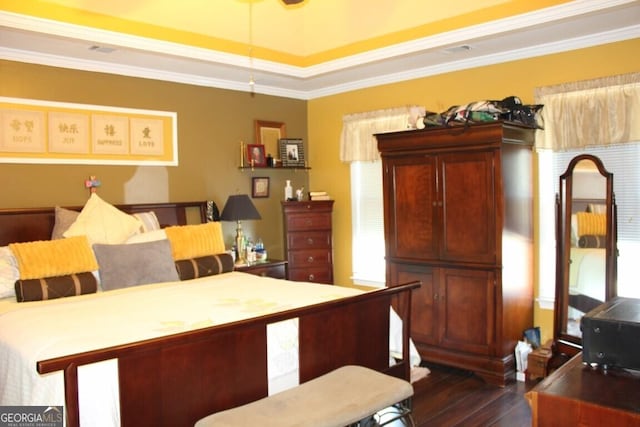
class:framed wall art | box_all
[252,177,270,198]
[278,138,305,168]
[254,120,285,159]
[0,96,177,165]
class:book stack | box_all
[309,191,331,201]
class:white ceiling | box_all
[1,0,639,99]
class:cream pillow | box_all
[63,194,142,244]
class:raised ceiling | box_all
[1,0,639,99]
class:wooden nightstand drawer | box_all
[287,231,331,249]
[235,260,288,280]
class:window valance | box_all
[534,72,640,151]
[340,106,425,162]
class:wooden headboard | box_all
[0,201,209,246]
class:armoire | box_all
[376,121,535,386]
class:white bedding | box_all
[0,272,417,426]
[567,247,606,335]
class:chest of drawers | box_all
[282,200,334,284]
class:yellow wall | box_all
[2,38,639,342]
[307,38,640,342]
[0,60,309,259]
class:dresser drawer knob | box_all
[307,238,314,245]
[307,256,314,263]
[308,274,315,281]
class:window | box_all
[535,73,640,307]
[350,161,385,286]
[341,105,425,287]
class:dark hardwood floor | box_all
[385,363,539,427]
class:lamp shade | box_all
[220,194,261,222]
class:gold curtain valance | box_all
[534,73,640,151]
[340,106,425,162]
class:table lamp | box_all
[220,194,261,265]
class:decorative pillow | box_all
[0,246,19,298]
[576,212,606,237]
[15,272,97,302]
[126,229,167,244]
[9,236,99,280]
[63,193,142,244]
[92,239,179,291]
[133,211,161,233]
[51,206,80,239]
[164,222,225,261]
[175,253,234,281]
[578,235,607,248]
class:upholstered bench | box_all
[195,365,414,427]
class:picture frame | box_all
[279,138,305,167]
[254,120,286,159]
[252,177,270,198]
[246,144,266,167]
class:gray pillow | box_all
[93,239,179,291]
[51,206,80,239]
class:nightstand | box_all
[235,259,288,280]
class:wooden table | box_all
[526,353,640,426]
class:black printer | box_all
[581,296,640,370]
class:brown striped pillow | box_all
[15,272,97,302]
[175,253,234,281]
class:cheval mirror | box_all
[553,154,617,361]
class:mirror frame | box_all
[553,154,617,358]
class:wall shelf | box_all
[238,166,310,171]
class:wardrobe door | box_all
[389,262,438,346]
[439,151,497,264]
[438,268,496,356]
[384,156,439,261]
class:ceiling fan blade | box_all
[282,0,304,4]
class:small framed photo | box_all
[247,144,266,167]
[252,177,270,198]
[278,138,305,167]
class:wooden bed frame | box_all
[0,201,419,427]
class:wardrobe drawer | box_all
[287,231,331,249]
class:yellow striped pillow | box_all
[164,222,225,261]
[9,236,99,280]
[576,212,606,237]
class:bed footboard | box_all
[37,281,419,427]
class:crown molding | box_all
[1,0,638,100]
[307,25,640,99]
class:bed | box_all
[0,197,419,427]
